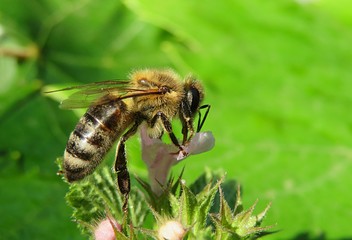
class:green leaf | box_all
[190,177,220,232]
[218,188,234,228]
[211,186,274,240]
[115,231,130,240]
[233,186,243,216]
[179,181,197,226]
[169,190,181,218]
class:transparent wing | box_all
[47,80,162,109]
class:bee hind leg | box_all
[114,120,141,213]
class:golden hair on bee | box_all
[129,69,184,115]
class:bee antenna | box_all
[196,104,211,132]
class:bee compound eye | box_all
[188,87,200,113]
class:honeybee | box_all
[49,69,210,209]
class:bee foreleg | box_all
[114,120,141,212]
[150,111,183,152]
[179,100,194,145]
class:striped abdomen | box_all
[64,100,133,182]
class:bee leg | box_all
[150,111,184,153]
[114,121,141,213]
[179,100,194,145]
[115,141,130,213]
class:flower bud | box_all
[158,220,186,240]
[94,217,121,240]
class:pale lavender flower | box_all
[140,124,215,195]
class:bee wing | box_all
[47,80,163,109]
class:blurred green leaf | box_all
[0,175,79,240]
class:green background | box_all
[1,0,351,239]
